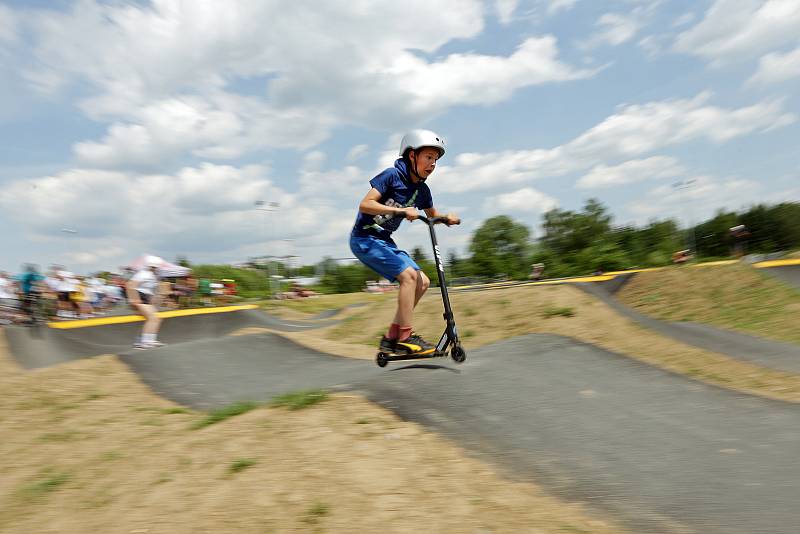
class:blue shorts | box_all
[350,234,420,283]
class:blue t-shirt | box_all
[351,158,433,240]
[18,272,44,294]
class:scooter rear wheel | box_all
[451,345,466,363]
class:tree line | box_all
[181,200,800,295]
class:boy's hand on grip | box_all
[398,207,418,221]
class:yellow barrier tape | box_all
[48,304,260,330]
[753,259,800,268]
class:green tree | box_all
[468,215,531,279]
[190,265,268,297]
[741,203,800,253]
[541,198,612,256]
[319,263,379,294]
[693,211,738,258]
[446,250,473,279]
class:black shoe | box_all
[379,335,397,352]
[395,332,436,355]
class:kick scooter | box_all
[376,215,466,367]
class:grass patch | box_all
[19,472,70,498]
[161,407,191,415]
[302,501,330,524]
[191,401,259,429]
[270,390,328,411]
[542,306,575,318]
[229,458,257,473]
[38,431,79,442]
[154,473,173,484]
[262,292,389,317]
[101,450,124,461]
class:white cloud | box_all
[391,36,597,109]
[65,247,126,267]
[434,92,795,193]
[566,91,795,156]
[580,3,663,50]
[485,187,559,213]
[0,164,284,246]
[637,35,665,58]
[0,158,375,269]
[495,0,520,24]
[672,12,696,28]
[74,93,336,168]
[576,156,684,189]
[674,0,800,65]
[581,13,643,49]
[21,0,485,108]
[301,151,327,173]
[629,174,762,224]
[748,45,800,85]
[546,0,580,15]
[346,144,369,162]
[0,4,17,45]
[21,1,593,166]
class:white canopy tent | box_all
[124,255,192,278]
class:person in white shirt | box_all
[126,255,164,349]
[85,275,106,311]
[103,281,123,305]
[56,270,79,319]
[0,271,21,324]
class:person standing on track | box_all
[126,255,165,350]
[350,129,460,357]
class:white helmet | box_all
[399,129,446,158]
[145,255,163,268]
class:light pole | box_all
[283,239,296,280]
[672,179,697,257]
[255,200,280,298]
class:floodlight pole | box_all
[255,200,280,298]
[672,180,697,258]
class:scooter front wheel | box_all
[451,345,466,363]
[376,352,389,367]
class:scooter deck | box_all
[376,350,447,367]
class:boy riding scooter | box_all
[350,129,460,358]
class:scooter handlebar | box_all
[415,215,453,225]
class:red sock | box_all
[386,323,400,339]
[398,326,413,342]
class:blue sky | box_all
[1,0,798,273]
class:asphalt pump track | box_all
[5,306,799,534]
[577,272,800,375]
[758,263,800,290]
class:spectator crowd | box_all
[0,264,239,326]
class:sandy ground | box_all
[269,284,800,402]
[0,331,623,534]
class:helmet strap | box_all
[407,149,426,182]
